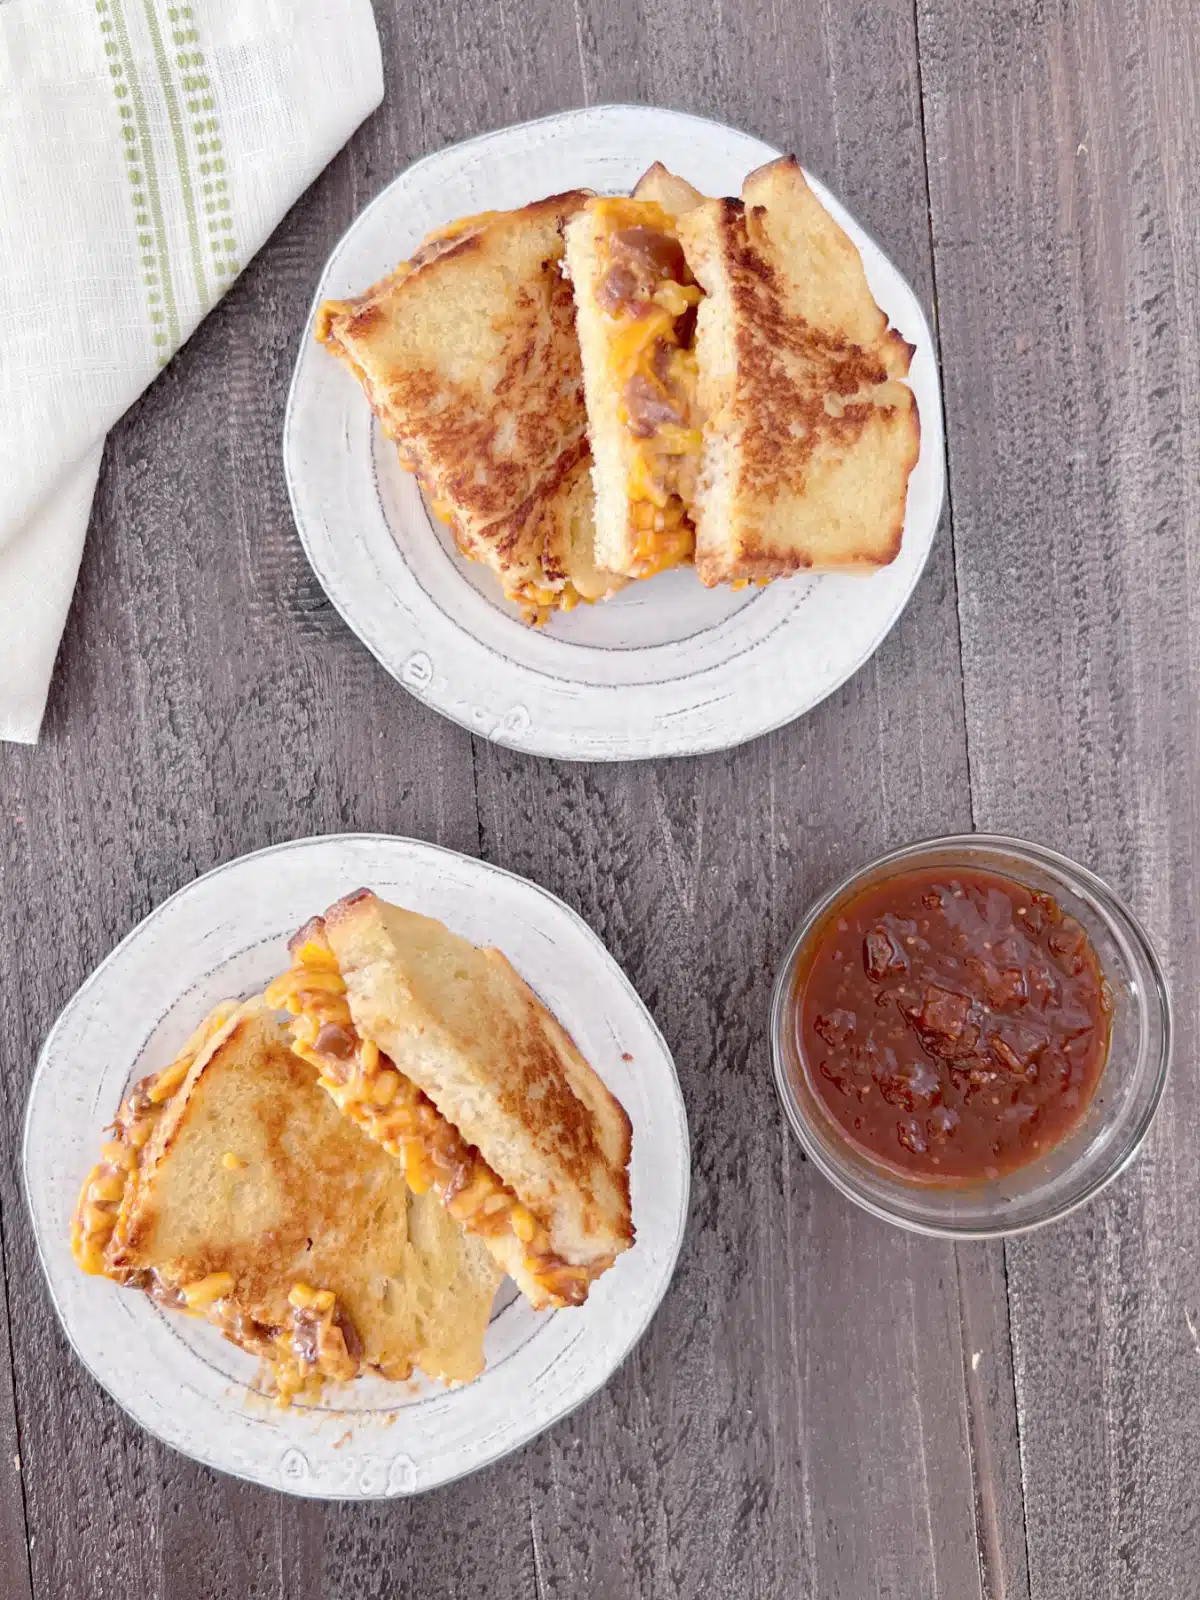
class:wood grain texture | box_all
[0,67,478,1597]
[3,0,1193,1593]
[0,1202,31,1600]
[917,0,1200,1593]
[467,0,994,1592]
[1,0,992,1591]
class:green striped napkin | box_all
[0,0,383,741]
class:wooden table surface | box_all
[2,0,1197,1594]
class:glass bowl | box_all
[770,834,1171,1237]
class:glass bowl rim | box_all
[769,832,1173,1239]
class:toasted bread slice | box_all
[326,894,634,1298]
[462,435,618,607]
[631,162,705,217]
[316,194,621,616]
[675,156,919,585]
[537,444,620,602]
[269,895,634,1310]
[77,1001,499,1397]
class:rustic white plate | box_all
[284,105,945,761]
[25,834,688,1499]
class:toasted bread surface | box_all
[322,892,634,1285]
[105,1003,498,1385]
[676,156,919,584]
[316,193,610,611]
[402,1178,504,1381]
[537,444,624,602]
[631,163,705,217]
[468,435,623,606]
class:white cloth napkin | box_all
[0,0,383,742]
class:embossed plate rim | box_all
[25,833,690,1498]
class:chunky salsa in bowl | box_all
[770,836,1170,1237]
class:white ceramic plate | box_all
[284,105,945,762]
[25,835,689,1499]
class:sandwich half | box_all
[72,998,500,1401]
[676,156,919,585]
[562,189,705,580]
[266,892,634,1311]
[564,158,919,587]
[316,196,621,618]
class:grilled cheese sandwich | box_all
[316,194,622,620]
[267,891,634,1312]
[674,156,919,583]
[73,999,501,1402]
[563,196,705,579]
[565,159,918,587]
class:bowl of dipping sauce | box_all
[770,835,1171,1236]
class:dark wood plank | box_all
[0,1205,32,1600]
[463,0,1013,1591]
[0,101,479,1600]
[955,1244,1030,1600]
[154,1466,280,1599]
[917,0,1200,1592]
[0,0,1071,1594]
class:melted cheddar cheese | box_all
[265,929,593,1307]
[591,199,703,577]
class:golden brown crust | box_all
[462,436,589,582]
[727,199,912,511]
[367,279,578,531]
[320,892,635,1291]
[631,162,706,216]
[107,1014,401,1298]
[485,947,633,1236]
[100,1004,500,1389]
[316,193,601,608]
[679,159,920,584]
[287,913,329,960]
[112,1037,348,1296]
